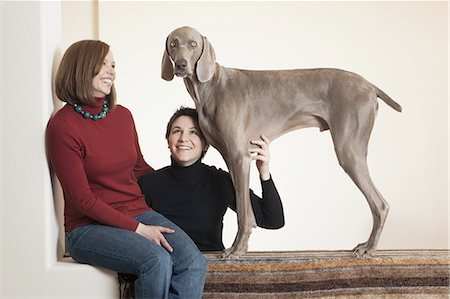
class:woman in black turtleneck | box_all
[139,107,285,251]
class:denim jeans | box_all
[66,210,207,299]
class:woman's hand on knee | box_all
[135,223,175,252]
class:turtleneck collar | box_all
[168,156,207,181]
[94,97,106,104]
[81,97,107,114]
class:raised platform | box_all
[202,250,450,298]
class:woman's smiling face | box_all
[92,49,115,98]
[167,115,206,166]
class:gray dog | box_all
[161,26,402,258]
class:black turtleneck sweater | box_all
[138,158,285,251]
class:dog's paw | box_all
[352,242,374,258]
[220,248,234,259]
[220,246,247,259]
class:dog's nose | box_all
[175,59,187,70]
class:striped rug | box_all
[202,250,450,298]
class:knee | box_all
[138,250,173,276]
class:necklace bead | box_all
[73,100,109,121]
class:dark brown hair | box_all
[55,40,116,108]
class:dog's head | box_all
[161,26,216,83]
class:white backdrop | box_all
[82,1,448,251]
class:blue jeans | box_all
[66,210,207,299]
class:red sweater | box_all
[46,100,154,232]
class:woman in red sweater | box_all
[46,40,206,298]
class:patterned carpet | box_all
[118,250,449,298]
[202,250,450,298]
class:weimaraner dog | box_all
[161,26,402,258]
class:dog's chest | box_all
[198,113,217,146]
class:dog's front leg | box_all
[221,152,256,259]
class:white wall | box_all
[96,1,449,251]
[1,1,117,298]
[61,0,98,49]
[2,1,54,295]
[0,1,3,294]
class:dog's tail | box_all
[375,86,402,112]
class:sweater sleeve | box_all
[250,176,285,229]
[46,119,140,231]
[225,170,285,229]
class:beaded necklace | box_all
[72,99,109,121]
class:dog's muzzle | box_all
[175,59,190,77]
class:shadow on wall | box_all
[46,47,65,259]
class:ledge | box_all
[46,257,118,298]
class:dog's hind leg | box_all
[330,105,389,258]
[221,150,256,258]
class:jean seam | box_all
[71,243,141,268]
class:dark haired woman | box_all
[139,107,285,251]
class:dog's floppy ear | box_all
[196,36,216,83]
[161,36,174,81]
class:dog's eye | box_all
[170,40,177,47]
[190,41,197,47]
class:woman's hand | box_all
[135,223,175,252]
[249,134,271,181]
